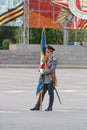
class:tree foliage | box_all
[29,28,42,44]
[0,27,87,49]
[68,29,87,43]
[29,28,63,45]
[0,26,20,49]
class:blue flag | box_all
[36,28,46,96]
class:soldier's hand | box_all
[40,69,44,74]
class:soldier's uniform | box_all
[30,45,58,111]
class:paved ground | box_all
[0,68,87,130]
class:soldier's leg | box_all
[45,83,54,111]
[30,85,48,111]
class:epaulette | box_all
[53,57,57,61]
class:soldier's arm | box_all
[43,58,58,75]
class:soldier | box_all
[30,45,58,111]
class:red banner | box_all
[29,0,61,28]
[29,0,87,29]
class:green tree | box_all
[1,27,87,49]
[0,26,20,49]
[29,28,63,45]
[68,29,87,43]
[29,28,42,44]
[46,28,63,45]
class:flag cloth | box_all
[36,28,46,96]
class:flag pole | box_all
[39,28,45,111]
[36,28,46,110]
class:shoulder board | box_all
[53,57,57,61]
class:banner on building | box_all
[1,0,87,29]
[0,0,24,26]
[29,0,87,29]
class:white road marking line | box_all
[60,90,77,93]
[0,109,81,113]
[0,90,29,93]
[0,89,87,94]
[0,90,75,94]
[0,111,19,113]
[80,82,87,84]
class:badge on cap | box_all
[46,45,55,51]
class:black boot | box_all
[30,98,40,111]
[30,94,45,111]
[45,107,52,111]
[30,107,40,111]
[45,95,54,111]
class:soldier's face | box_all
[46,49,53,58]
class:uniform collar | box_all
[48,55,53,60]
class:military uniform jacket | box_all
[43,56,58,84]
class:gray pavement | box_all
[0,68,87,130]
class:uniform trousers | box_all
[35,83,54,109]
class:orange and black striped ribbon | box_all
[0,3,24,25]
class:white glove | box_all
[40,69,44,74]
